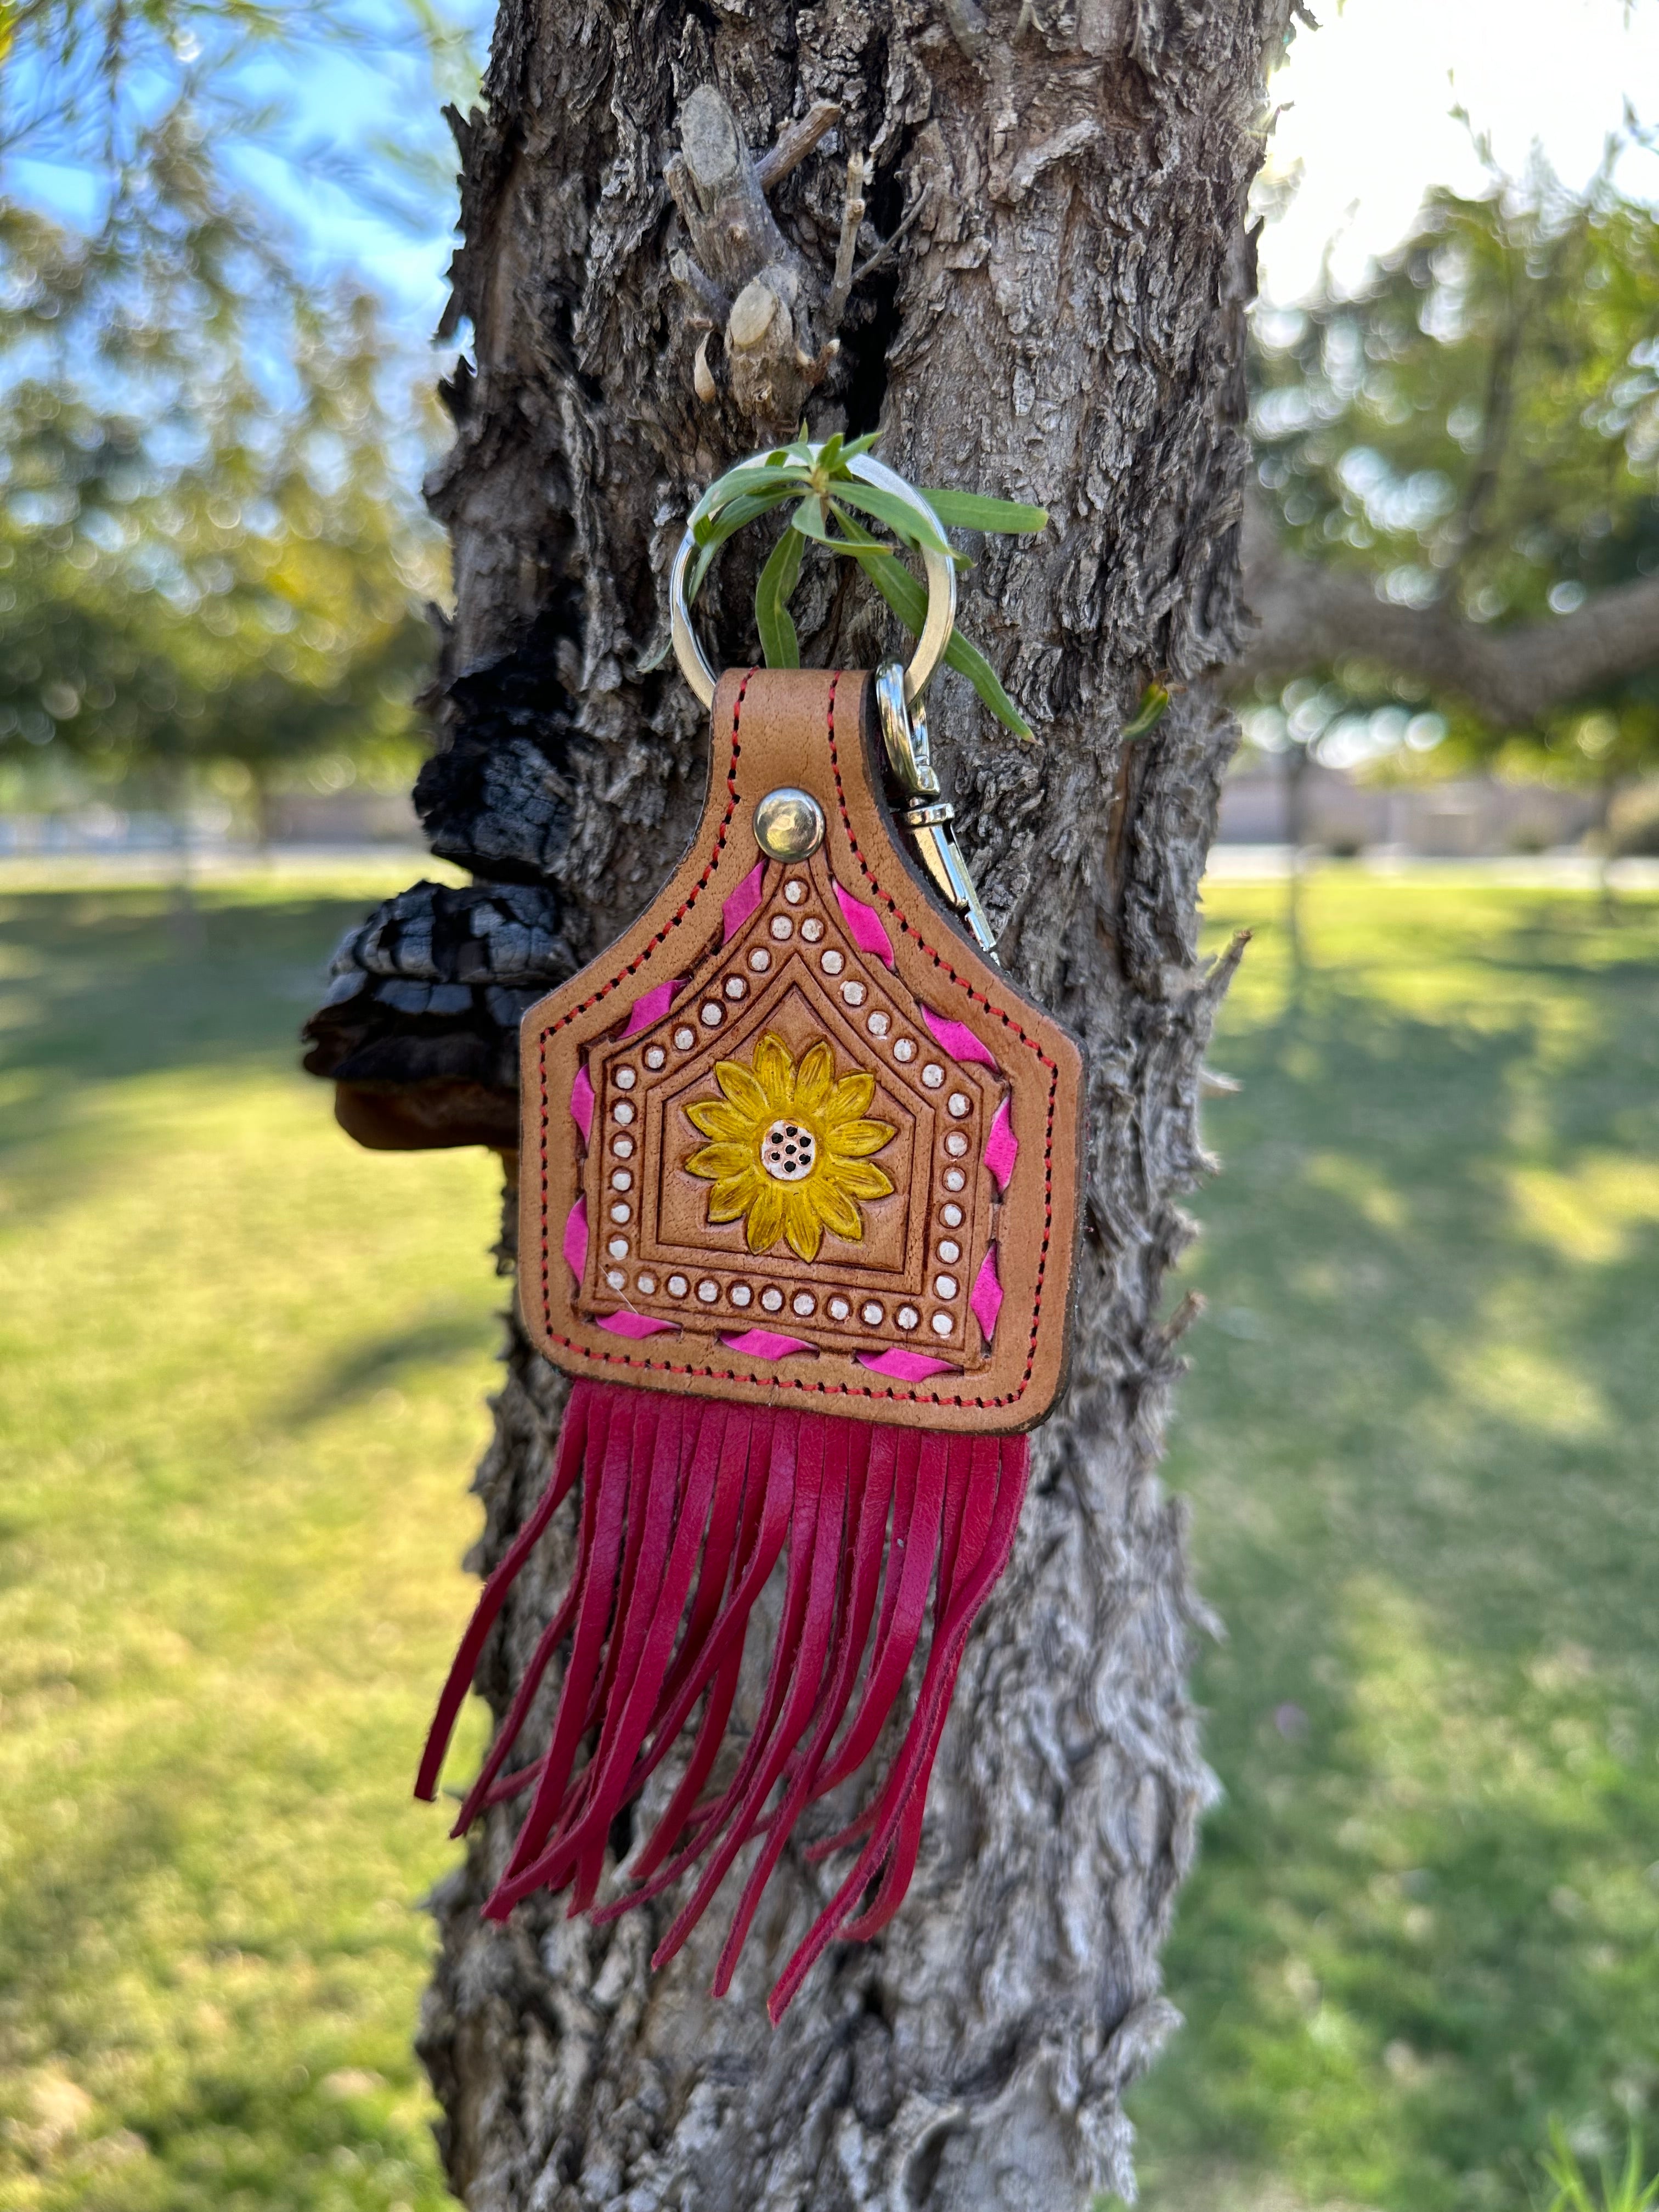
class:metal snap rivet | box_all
[753,786,825,861]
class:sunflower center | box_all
[760,1119,816,1182]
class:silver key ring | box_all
[668,447,957,712]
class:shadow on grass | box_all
[284,1311,499,1429]
[0,1709,441,2205]
[0,885,379,1116]
[1130,889,1659,2212]
[0,885,390,1228]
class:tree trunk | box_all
[393,4,1290,2204]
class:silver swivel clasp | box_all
[874,662,999,962]
[667,440,1002,962]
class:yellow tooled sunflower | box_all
[684,1031,896,1261]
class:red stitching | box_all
[536,670,1062,1410]
[823,674,1057,1402]
[539,668,751,1357]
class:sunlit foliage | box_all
[1248,151,1659,789]
[0,2,478,817]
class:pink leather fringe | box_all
[416,1378,1028,2021]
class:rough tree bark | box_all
[305,2,1295,2203]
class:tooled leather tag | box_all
[518,669,1083,1433]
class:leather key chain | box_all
[418,448,1084,2019]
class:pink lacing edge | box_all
[534,671,1062,1413]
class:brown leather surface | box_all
[518,668,1083,1433]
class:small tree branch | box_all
[667,84,834,431]
[849,185,928,291]
[1238,500,1659,727]
[1445,258,1527,567]
[673,84,799,296]
[825,149,869,331]
[755,98,841,191]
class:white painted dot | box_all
[943,1166,967,1192]
[944,1132,969,1158]
[606,1269,626,1290]
[770,915,794,941]
[800,916,825,942]
[608,1237,630,1260]
[861,1301,884,1327]
[700,1001,724,1027]
[930,1311,954,1338]
[611,1201,631,1224]
[941,1203,963,1228]
[612,1100,635,1125]
[921,1063,945,1090]
[725,975,746,1000]
[828,1296,850,1321]
[840,980,867,1008]
[760,1286,785,1313]
[697,1279,720,1304]
[938,1238,961,1265]
[749,948,772,973]
[612,1134,635,1159]
[867,1011,891,1038]
[730,1283,753,1308]
[947,1091,972,1118]
[674,1025,696,1051]
[792,1290,816,1318]
[667,1273,689,1297]
[612,1169,633,1191]
[933,1274,959,1300]
[896,1305,919,1331]
[615,1064,637,1089]
[636,1272,657,1295]
[893,1037,916,1062]
[644,1045,666,1070]
[785,879,807,905]
[820,947,844,975]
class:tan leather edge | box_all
[517,668,1084,1434]
[817,670,1085,1429]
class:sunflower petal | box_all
[794,1041,836,1114]
[783,1188,823,1261]
[714,1060,769,1120]
[707,1172,758,1223]
[823,1070,876,1125]
[813,1182,864,1243]
[831,1117,895,1160]
[685,1141,753,1181]
[829,1158,894,1202]
[746,1182,786,1252]
[687,1099,749,1143]
[753,1032,794,1107]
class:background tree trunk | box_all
[394,3,1293,2204]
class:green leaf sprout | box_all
[682,432,1047,741]
[1121,684,1171,740]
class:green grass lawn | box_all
[0,867,1655,2212]
[0,870,498,2211]
[1133,876,1659,2212]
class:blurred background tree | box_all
[1238,141,1659,862]
[8,12,1654,860]
[0,0,479,841]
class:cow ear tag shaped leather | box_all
[417,447,1083,2021]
